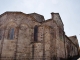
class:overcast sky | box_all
[0,0,80,46]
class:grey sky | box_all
[0,0,80,46]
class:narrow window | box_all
[8,28,14,40]
[59,28,63,40]
[0,30,2,40]
[34,25,38,42]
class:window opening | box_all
[34,25,38,42]
[8,28,14,40]
[0,30,2,40]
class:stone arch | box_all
[1,21,19,59]
[19,23,30,40]
[5,21,18,29]
[4,21,18,39]
[16,23,32,59]
[20,23,29,29]
[20,15,40,28]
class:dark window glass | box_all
[9,28,14,40]
[34,25,38,42]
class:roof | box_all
[0,11,45,23]
[51,12,64,26]
[69,35,79,47]
[29,13,45,23]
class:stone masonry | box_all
[0,11,79,60]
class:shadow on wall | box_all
[66,55,79,60]
[52,55,80,60]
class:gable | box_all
[51,13,64,30]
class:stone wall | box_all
[51,13,64,30]
[0,12,41,60]
[65,35,78,59]
[0,12,79,60]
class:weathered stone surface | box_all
[0,12,79,60]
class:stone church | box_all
[0,11,79,60]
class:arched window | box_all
[34,25,38,42]
[8,28,14,40]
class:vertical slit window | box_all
[34,25,38,42]
[8,28,14,40]
[0,30,2,40]
[59,28,63,40]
